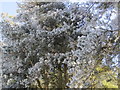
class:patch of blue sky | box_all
[0,2,18,41]
[0,2,18,16]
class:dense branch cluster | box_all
[0,1,119,88]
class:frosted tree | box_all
[0,1,119,88]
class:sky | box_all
[0,2,18,16]
[0,2,18,41]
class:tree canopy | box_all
[0,1,119,88]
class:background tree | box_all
[0,1,119,88]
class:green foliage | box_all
[30,63,69,88]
